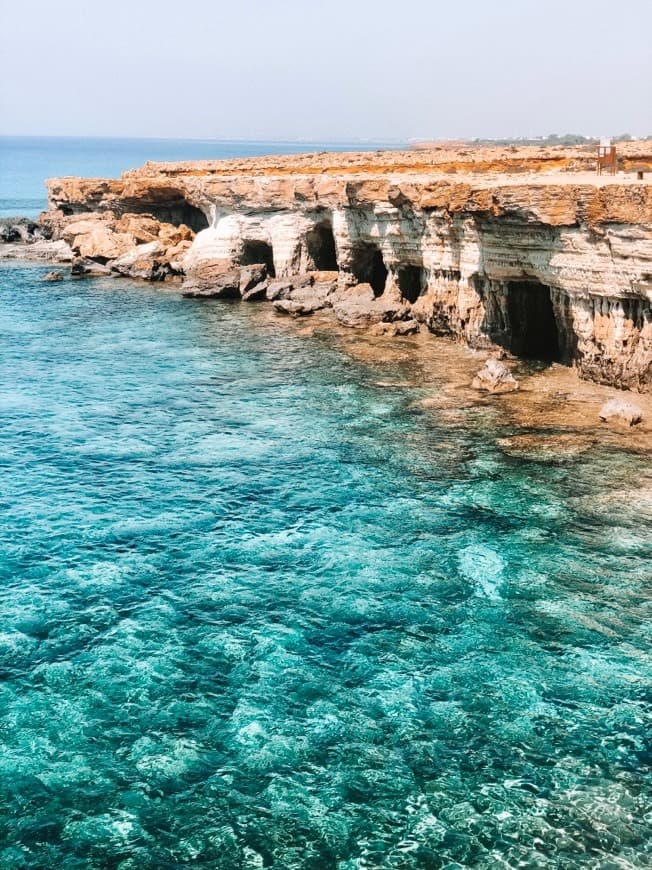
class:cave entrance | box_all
[351,243,388,297]
[507,280,560,361]
[306,222,338,271]
[397,265,425,304]
[131,199,209,233]
[241,240,275,277]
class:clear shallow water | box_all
[0,137,398,219]
[1,262,651,869]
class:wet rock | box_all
[332,284,410,328]
[242,281,268,302]
[182,269,241,298]
[273,297,326,317]
[110,241,168,281]
[599,398,643,427]
[472,358,519,393]
[0,239,74,262]
[266,280,294,301]
[0,217,49,243]
[43,270,64,282]
[239,264,267,296]
[272,275,337,315]
[71,257,112,277]
[369,319,420,336]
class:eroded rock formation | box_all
[20,141,652,390]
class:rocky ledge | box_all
[5,140,652,391]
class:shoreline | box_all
[4,253,651,453]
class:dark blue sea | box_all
[0,140,651,868]
[0,136,399,219]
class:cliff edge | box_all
[37,141,652,391]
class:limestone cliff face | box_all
[44,143,652,391]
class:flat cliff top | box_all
[126,139,652,179]
[46,140,652,228]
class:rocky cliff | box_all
[42,141,652,391]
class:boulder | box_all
[369,319,420,336]
[166,240,193,274]
[182,269,241,298]
[182,227,233,290]
[599,398,643,427]
[332,284,410,328]
[472,358,519,393]
[72,226,136,261]
[266,280,294,301]
[43,270,64,282]
[109,242,168,281]
[0,239,73,262]
[242,281,268,302]
[115,213,161,243]
[239,264,267,295]
[273,297,327,317]
[0,217,50,243]
[71,257,112,277]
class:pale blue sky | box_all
[1,0,650,140]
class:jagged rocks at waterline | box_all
[472,358,519,394]
[599,398,643,427]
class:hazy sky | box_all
[1,0,650,141]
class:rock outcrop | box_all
[472,358,519,393]
[16,140,652,391]
[599,398,643,426]
[6,210,195,281]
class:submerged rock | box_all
[497,433,597,461]
[472,358,519,393]
[599,398,643,427]
[43,270,64,282]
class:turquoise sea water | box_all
[1,262,651,868]
[0,137,398,219]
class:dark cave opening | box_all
[350,243,388,297]
[134,201,209,233]
[507,280,560,361]
[306,222,338,271]
[397,265,425,304]
[241,240,276,277]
